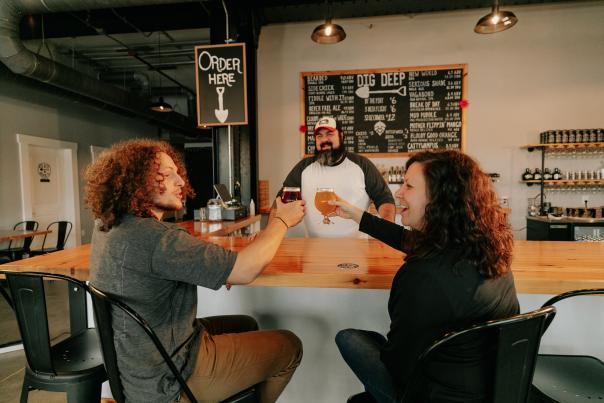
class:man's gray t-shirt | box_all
[90,215,236,403]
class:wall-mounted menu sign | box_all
[195,42,247,126]
[301,64,467,156]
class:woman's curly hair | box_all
[84,139,194,231]
[404,150,513,278]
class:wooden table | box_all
[0,229,51,243]
[3,237,604,295]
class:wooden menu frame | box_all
[300,64,467,158]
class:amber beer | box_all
[281,187,301,203]
[315,188,337,224]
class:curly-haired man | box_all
[85,139,305,403]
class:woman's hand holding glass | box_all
[328,197,364,224]
[273,196,305,228]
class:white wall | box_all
[227,3,604,402]
[0,68,157,245]
[257,1,604,239]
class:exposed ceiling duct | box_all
[0,0,203,137]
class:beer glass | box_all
[315,187,337,224]
[281,187,301,203]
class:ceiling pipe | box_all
[0,0,202,137]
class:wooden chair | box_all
[89,284,257,403]
[531,289,604,402]
[0,271,106,403]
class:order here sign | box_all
[195,42,248,126]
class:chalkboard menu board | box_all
[195,42,247,126]
[301,64,467,156]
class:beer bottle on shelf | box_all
[575,130,583,143]
[533,168,542,180]
[547,131,555,143]
[522,168,534,181]
[568,130,576,143]
[543,168,553,180]
[552,168,562,180]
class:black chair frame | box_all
[0,221,38,261]
[29,220,72,256]
[0,270,106,403]
[89,284,257,403]
[531,288,604,403]
[400,306,556,403]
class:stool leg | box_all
[19,377,30,403]
[66,381,102,403]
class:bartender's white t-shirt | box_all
[278,152,394,238]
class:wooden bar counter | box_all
[2,226,604,294]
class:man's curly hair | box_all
[404,150,513,278]
[84,139,194,231]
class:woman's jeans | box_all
[336,329,400,403]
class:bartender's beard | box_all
[315,139,346,166]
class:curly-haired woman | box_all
[85,139,305,403]
[331,150,519,403]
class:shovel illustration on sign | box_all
[214,86,229,123]
[355,85,407,99]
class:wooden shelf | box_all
[521,179,604,186]
[522,142,604,151]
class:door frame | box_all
[16,134,81,247]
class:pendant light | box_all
[149,31,173,112]
[149,97,172,112]
[474,0,518,34]
[311,1,346,44]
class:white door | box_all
[17,134,80,249]
[28,146,69,249]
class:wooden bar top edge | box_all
[2,239,604,294]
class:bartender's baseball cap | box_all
[313,116,338,135]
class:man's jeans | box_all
[335,329,400,403]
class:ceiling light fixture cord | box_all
[221,0,232,44]
[157,31,162,90]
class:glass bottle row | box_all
[539,128,604,144]
[387,166,405,184]
[522,168,604,181]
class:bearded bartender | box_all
[271,116,395,238]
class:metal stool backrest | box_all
[540,288,604,331]
[400,306,556,403]
[8,220,38,251]
[88,284,198,403]
[3,271,87,375]
[41,221,72,251]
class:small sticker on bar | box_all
[337,263,359,269]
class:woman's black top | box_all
[359,212,519,402]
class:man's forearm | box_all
[228,218,287,284]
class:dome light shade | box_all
[149,97,173,113]
[311,19,346,44]
[474,1,518,34]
